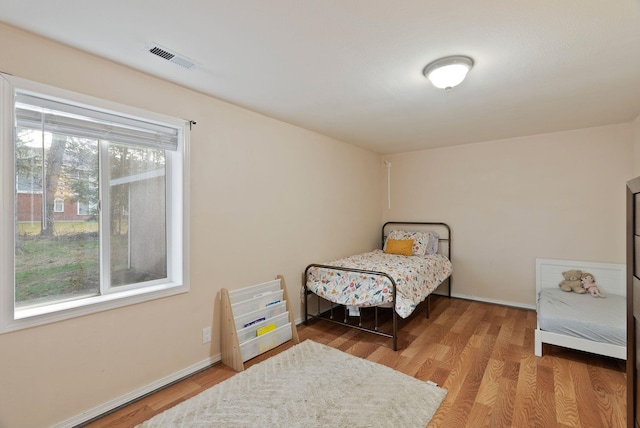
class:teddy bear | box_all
[559,270,586,293]
[580,272,606,298]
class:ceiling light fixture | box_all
[423,56,473,90]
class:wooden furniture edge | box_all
[220,287,244,372]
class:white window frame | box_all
[53,197,64,213]
[0,75,190,333]
[76,200,96,216]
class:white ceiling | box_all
[2,1,640,154]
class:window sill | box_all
[1,282,188,334]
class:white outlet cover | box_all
[202,326,212,343]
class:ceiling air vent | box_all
[145,43,197,70]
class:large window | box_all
[0,75,189,332]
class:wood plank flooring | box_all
[83,296,626,428]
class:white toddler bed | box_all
[535,258,626,360]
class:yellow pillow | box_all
[384,239,413,256]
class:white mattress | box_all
[537,288,626,347]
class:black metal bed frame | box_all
[303,221,452,351]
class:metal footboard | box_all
[303,221,451,352]
[303,264,399,351]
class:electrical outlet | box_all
[202,326,211,344]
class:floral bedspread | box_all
[306,249,452,318]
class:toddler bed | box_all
[304,222,452,351]
[535,258,626,360]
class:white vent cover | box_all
[145,43,197,70]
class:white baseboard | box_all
[302,294,536,316]
[447,292,535,310]
[52,353,222,428]
[302,294,535,316]
[56,296,530,427]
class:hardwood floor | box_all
[83,296,626,427]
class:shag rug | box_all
[136,340,447,428]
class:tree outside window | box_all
[1,75,188,333]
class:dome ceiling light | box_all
[423,56,474,90]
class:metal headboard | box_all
[382,222,451,258]
[382,221,452,296]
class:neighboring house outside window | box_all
[53,197,64,213]
[0,75,190,333]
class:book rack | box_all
[220,275,299,372]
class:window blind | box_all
[15,92,180,151]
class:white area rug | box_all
[137,340,447,428]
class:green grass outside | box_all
[15,231,100,305]
[18,220,99,236]
[15,221,158,307]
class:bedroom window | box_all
[0,75,190,333]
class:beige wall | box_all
[634,113,640,176]
[0,23,382,428]
[2,20,638,428]
[383,125,633,306]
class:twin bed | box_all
[302,227,625,358]
[535,258,626,360]
[303,222,453,351]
